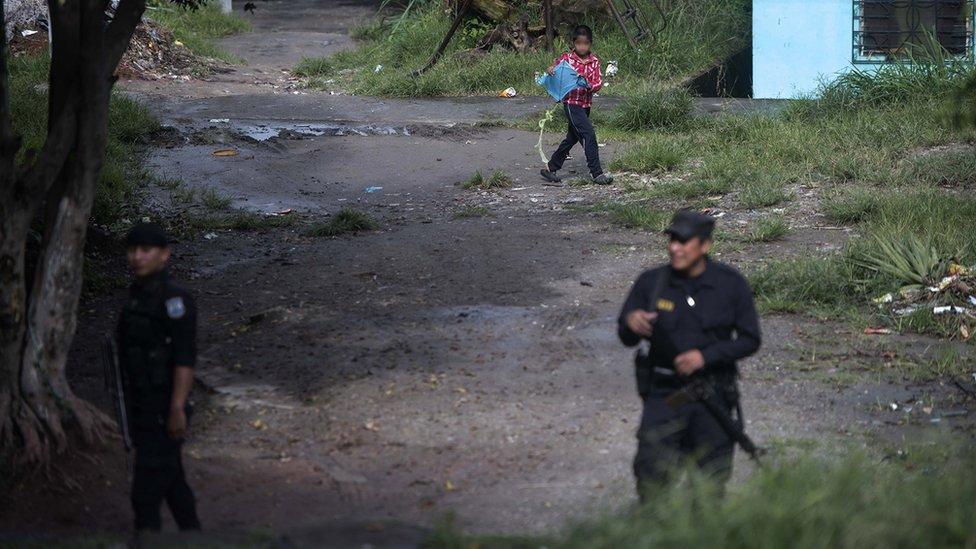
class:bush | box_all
[145,0,251,62]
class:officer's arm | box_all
[617,273,649,347]
[700,276,761,366]
[169,292,197,411]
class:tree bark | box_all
[1,0,147,468]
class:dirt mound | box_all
[117,18,217,80]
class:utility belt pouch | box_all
[634,351,653,400]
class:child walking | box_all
[540,25,613,185]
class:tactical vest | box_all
[119,290,174,414]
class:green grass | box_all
[459,169,512,190]
[596,201,668,231]
[608,83,694,131]
[426,449,976,548]
[200,186,232,210]
[9,53,161,229]
[608,135,689,173]
[145,0,251,62]
[746,215,790,242]
[303,209,379,237]
[295,0,750,97]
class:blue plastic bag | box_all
[536,60,589,102]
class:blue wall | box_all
[753,0,857,99]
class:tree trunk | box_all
[0,0,147,469]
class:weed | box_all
[608,83,693,131]
[294,56,334,78]
[170,185,197,206]
[609,136,688,173]
[848,230,950,287]
[747,216,790,242]
[821,186,880,223]
[738,179,791,209]
[602,201,668,231]
[304,209,379,237]
[200,187,232,210]
[460,170,511,190]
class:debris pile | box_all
[873,262,976,339]
[6,5,214,81]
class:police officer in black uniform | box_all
[117,223,201,532]
[618,210,761,500]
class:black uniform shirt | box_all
[617,258,761,373]
[118,269,197,371]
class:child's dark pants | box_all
[548,103,603,177]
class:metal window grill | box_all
[853,0,974,62]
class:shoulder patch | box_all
[165,296,186,319]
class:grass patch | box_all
[607,83,693,132]
[186,211,298,233]
[297,0,750,97]
[10,52,160,229]
[200,187,232,210]
[459,170,512,190]
[452,205,493,219]
[145,0,251,62]
[900,148,976,187]
[608,135,688,173]
[303,209,379,237]
[746,215,790,242]
[821,186,880,223]
[598,201,668,231]
[426,449,976,548]
[738,178,791,209]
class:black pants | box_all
[633,385,735,501]
[131,418,201,531]
[548,103,603,177]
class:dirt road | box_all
[3,1,973,545]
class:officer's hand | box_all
[625,310,657,338]
[167,407,187,440]
[674,350,705,377]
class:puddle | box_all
[230,121,410,141]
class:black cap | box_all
[125,222,172,248]
[664,209,715,241]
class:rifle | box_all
[102,335,132,472]
[664,373,765,465]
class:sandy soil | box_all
[2,1,974,546]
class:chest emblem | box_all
[165,297,186,319]
[656,298,675,312]
[687,296,696,308]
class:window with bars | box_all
[853,0,974,62]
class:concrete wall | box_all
[753,0,857,99]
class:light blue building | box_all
[752,0,974,98]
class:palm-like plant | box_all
[850,231,950,288]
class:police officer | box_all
[117,223,201,532]
[618,210,761,500]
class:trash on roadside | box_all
[373,64,383,73]
[606,60,619,77]
[365,186,383,193]
[203,232,218,240]
[934,305,971,315]
[864,327,892,335]
[21,29,38,37]
[498,87,517,98]
[274,208,294,216]
[209,118,230,123]
[873,293,894,304]
[212,148,237,157]
[889,402,898,411]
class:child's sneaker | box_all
[593,173,614,185]
[540,169,562,183]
